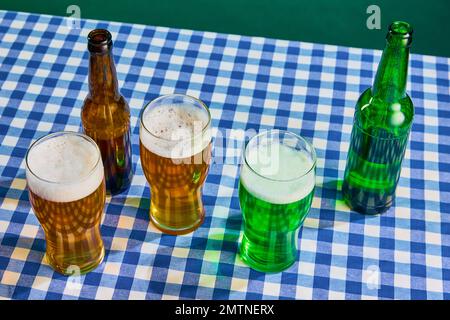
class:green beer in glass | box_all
[239,130,316,272]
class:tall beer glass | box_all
[26,132,106,275]
[140,94,212,235]
[239,130,316,272]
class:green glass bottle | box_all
[342,21,414,215]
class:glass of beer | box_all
[139,94,212,235]
[25,131,106,275]
[239,130,316,272]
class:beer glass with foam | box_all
[239,130,316,272]
[139,94,212,235]
[26,132,106,275]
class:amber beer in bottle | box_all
[81,29,133,195]
[342,22,414,214]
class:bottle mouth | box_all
[88,29,113,53]
[387,21,413,46]
[389,21,413,36]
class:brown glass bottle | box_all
[81,29,133,195]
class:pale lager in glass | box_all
[26,132,106,275]
[140,94,212,235]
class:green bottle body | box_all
[342,22,414,214]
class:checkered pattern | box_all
[0,10,449,300]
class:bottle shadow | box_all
[302,179,368,230]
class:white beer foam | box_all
[26,134,104,202]
[140,103,211,159]
[240,142,315,204]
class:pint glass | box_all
[25,132,106,275]
[239,130,316,272]
[139,94,212,235]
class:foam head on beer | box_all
[26,133,104,203]
[240,139,315,204]
[140,101,211,159]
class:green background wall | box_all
[1,0,449,57]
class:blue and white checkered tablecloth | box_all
[0,10,449,300]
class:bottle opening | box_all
[88,29,112,53]
[389,21,413,36]
[387,21,413,46]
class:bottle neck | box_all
[372,39,410,102]
[88,51,120,99]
